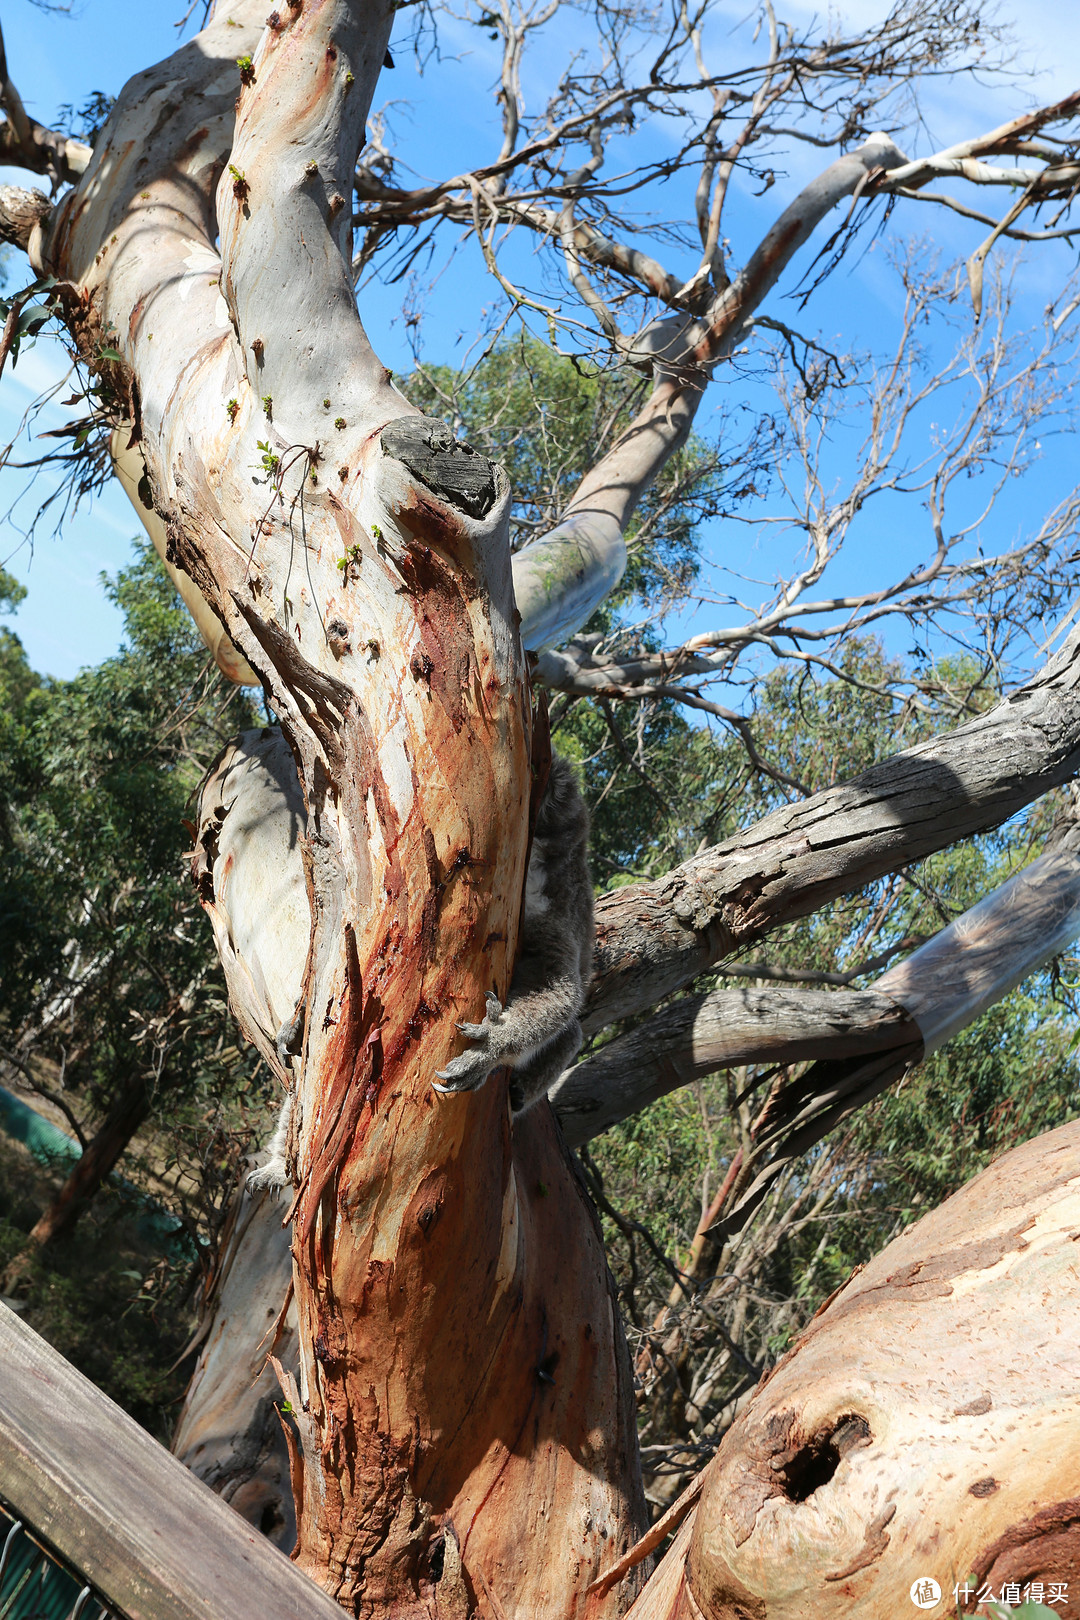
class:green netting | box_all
[0,1507,109,1620]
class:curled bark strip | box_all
[588,1472,706,1600]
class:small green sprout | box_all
[280,1399,294,1414]
[322,397,331,408]
[334,417,346,430]
[337,543,363,575]
[261,393,273,418]
[226,398,239,422]
[256,439,280,476]
[236,55,255,85]
[228,164,249,203]
[344,70,355,86]
[370,522,383,542]
[305,159,319,177]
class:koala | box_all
[249,754,592,1190]
[433,752,594,1113]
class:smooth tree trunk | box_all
[37,3,645,1613]
[616,1119,1080,1619]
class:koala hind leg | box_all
[508,1017,585,1115]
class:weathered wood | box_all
[550,988,918,1146]
[0,1302,346,1620]
[623,1119,1080,1619]
[588,621,1080,1029]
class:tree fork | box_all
[40,1,646,1612]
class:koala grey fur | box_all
[433,752,594,1113]
[249,754,592,1189]
[247,1088,294,1193]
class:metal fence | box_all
[0,1503,115,1620]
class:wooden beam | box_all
[0,1304,344,1620]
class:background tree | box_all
[0,544,268,1384]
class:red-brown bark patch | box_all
[966,1498,1080,1617]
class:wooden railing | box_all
[0,1305,343,1620]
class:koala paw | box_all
[454,993,503,1040]
[433,995,505,1094]
[247,1155,289,1193]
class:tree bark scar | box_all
[381,415,499,519]
[823,1502,895,1580]
[296,927,384,1247]
[416,825,442,971]
[968,1496,1080,1614]
[236,605,355,756]
[397,540,476,735]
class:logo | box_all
[910,1577,942,1609]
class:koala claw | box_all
[433,996,506,1095]
[432,1050,493,1094]
[456,993,504,1041]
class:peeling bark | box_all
[173,1180,300,1551]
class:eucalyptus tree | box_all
[4,0,1080,1614]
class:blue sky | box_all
[1,0,1078,681]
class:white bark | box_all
[111,432,259,686]
[192,729,310,1081]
